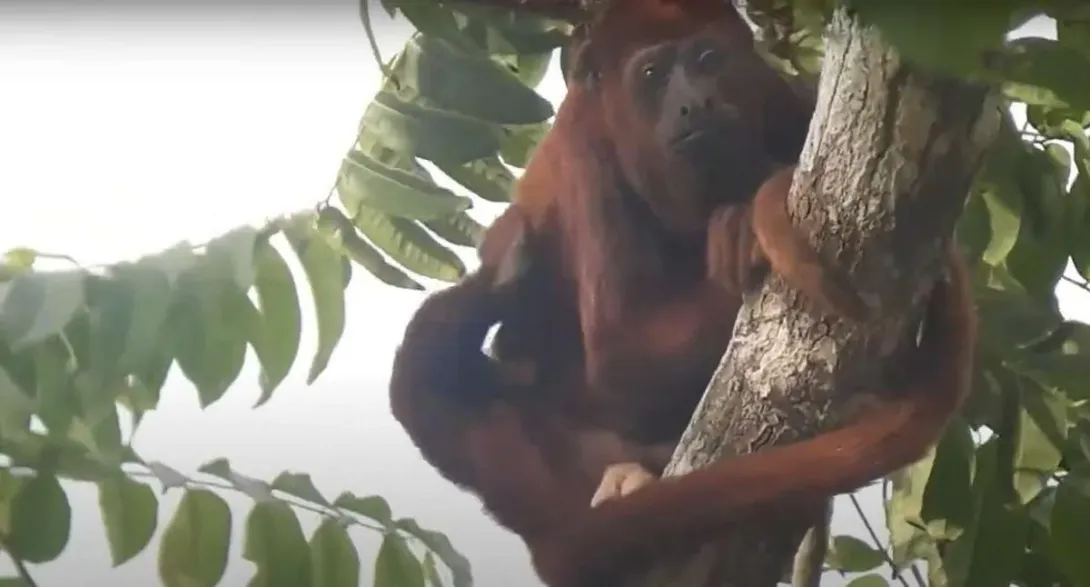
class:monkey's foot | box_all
[590,462,656,507]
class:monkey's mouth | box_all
[671,126,731,151]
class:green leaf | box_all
[8,473,71,563]
[920,419,975,540]
[956,187,992,264]
[282,219,347,384]
[317,208,424,291]
[33,339,76,435]
[167,263,249,408]
[271,472,330,507]
[433,155,515,203]
[1069,171,1090,280]
[69,396,125,466]
[250,240,302,405]
[846,574,888,587]
[942,440,1029,587]
[1012,390,1066,504]
[333,492,392,526]
[111,262,174,375]
[0,366,35,437]
[98,476,158,566]
[373,532,425,587]
[205,225,260,291]
[352,206,466,282]
[243,501,312,587]
[310,518,360,587]
[397,34,554,125]
[423,213,485,248]
[504,51,555,88]
[979,180,1022,266]
[999,37,1090,111]
[2,247,37,274]
[157,489,232,587]
[395,518,472,587]
[1050,472,1090,586]
[422,551,445,587]
[338,147,472,222]
[851,2,1014,75]
[78,276,130,394]
[361,90,501,165]
[500,122,549,168]
[0,269,86,349]
[825,535,884,573]
[974,285,1060,354]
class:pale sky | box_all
[0,4,1082,587]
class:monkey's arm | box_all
[531,244,975,587]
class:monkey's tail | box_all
[550,245,976,585]
[387,272,507,479]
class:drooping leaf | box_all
[250,239,302,405]
[7,473,72,563]
[167,262,250,408]
[360,89,501,165]
[98,476,158,566]
[423,212,486,248]
[351,205,466,282]
[396,34,554,125]
[310,518,361,587]
[317,207,424,291]
[157,489,232,587]
[373,532,425,587]
[433,154,516,203]
[281,218,347,384]
[825,535,884,573]
[395,518,472,587]
[0,269,86,349]
[205,225,261,291]
[943,440,1030,587]
[242,501,312,587]
[1050,472,1090,586]
[338,146,472,222]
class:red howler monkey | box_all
[389,0,978,585]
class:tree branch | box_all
[630,8,1000,587]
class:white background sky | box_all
[0,3,1083,587]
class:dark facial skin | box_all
[576,23,813,234]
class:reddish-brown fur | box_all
[389,1,978,585]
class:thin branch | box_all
[1061,273,1090,294]
[849,494,913,587]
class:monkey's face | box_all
[572,17,812,234]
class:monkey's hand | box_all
[706,204,765,297]
[590,462,657,507]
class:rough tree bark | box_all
[624,8,1001,587]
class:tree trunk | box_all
[630,9,1000,587]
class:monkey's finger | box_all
[590,462,656,507]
